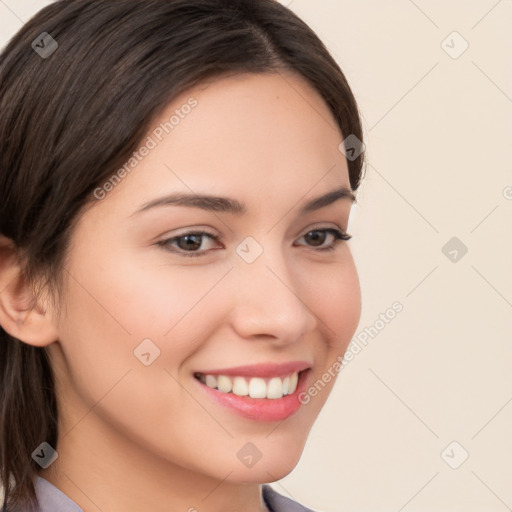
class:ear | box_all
[0,234,58,347]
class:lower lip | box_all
[194,370,310,422]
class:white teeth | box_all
[249,377,267,398]
[232,376,248,396]
[198,371,301,399]
[217,375,232,393]
[267,377,283,399]
[289,371,298,394]
[205,374,217,389]
[282,376,290,395]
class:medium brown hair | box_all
[0,0,365,509]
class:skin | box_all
[0,71,361,512]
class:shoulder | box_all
[12,477,85,512]
[13,478,324,512]
[262,484,326,512]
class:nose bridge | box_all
[228,236,316,342]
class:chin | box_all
[226,459,301,484]
[224,434,307,484]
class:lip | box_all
[193,368,311,422]
[194,361,311,378]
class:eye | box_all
[295,228,352,252]
[156,227,352,258]
[156,230,221,257]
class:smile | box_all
[192,362,311,422]
[194,371,299,400]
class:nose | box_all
[227,243,318,345]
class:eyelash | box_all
[156,228,352,258]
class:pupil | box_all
[306,230,324,246]
[180,234,201,250]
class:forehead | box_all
[166,70,344,157]
[91,71,351,217]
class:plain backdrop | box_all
[1,1,511,511]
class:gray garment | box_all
[16,476,316,512]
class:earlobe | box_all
[0,235,58,347]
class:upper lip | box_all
[195,361,311,378]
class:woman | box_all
[0,1,365,510]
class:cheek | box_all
[54,251,235,433]
[54,258,232,469]
[310,255,361,350]
[63,245,229,349]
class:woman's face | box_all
[45,71,361,484]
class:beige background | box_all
[1,1,511,511]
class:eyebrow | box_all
[131,186,356,217]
